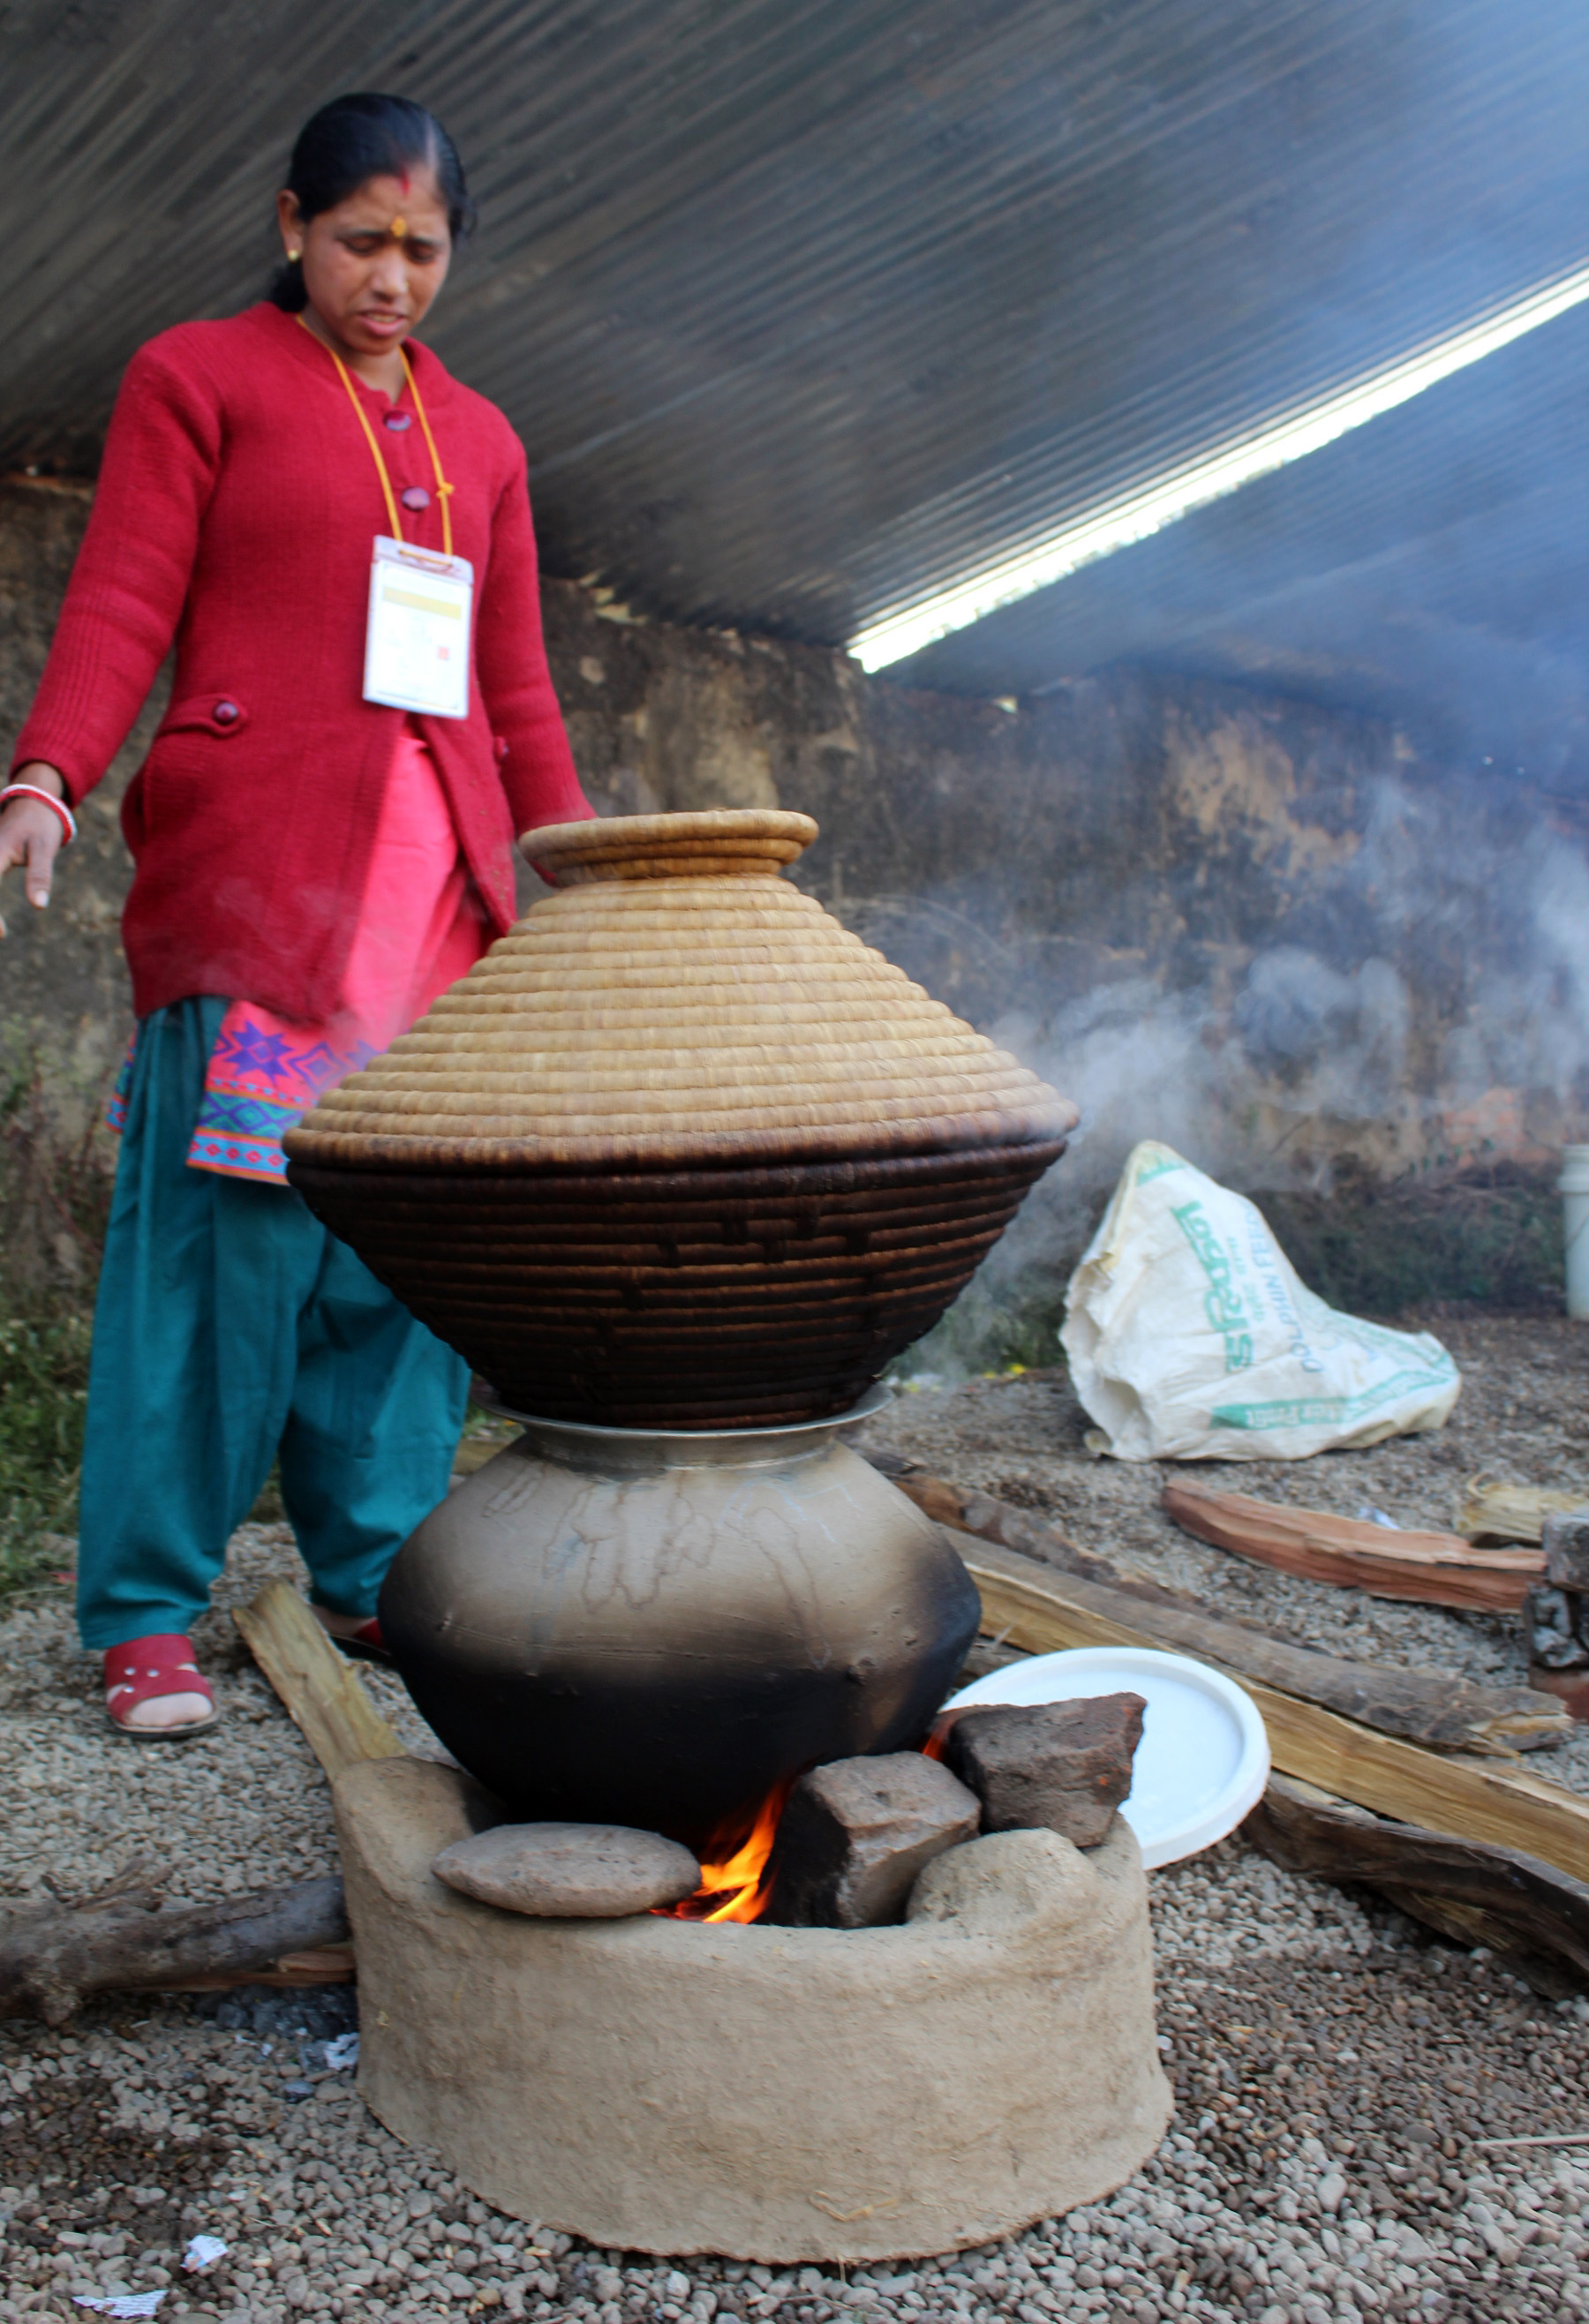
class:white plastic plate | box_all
[943,1644,1270,1869]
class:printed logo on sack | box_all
[1171,1199,1254,1373]
[1210,1369,1450,1430]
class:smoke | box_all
[864,752,1589,1377]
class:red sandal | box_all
[103,1634,221,1740]
[323,1614,392,1667]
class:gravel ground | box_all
[4,1313,1588,2321]
[862,1313,1589,1794]
[0,1528,441,1911]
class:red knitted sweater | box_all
[11,302,591,1021]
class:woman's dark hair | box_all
[267,92,476,310]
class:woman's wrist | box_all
[10,760,66,800]
[0,776,76,845]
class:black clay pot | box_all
[379,1394,980,1854]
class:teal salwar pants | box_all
[76,997,468,1651]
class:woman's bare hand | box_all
[0,761,69,937]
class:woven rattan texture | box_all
[285,811,1074,1425]
[286,816,1073,1173]
[289,1144,1066,1427]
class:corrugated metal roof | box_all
[3,0,1589,668]
[896,297,1589,786]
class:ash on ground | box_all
[2,1314,1586,2323]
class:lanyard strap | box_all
[298,314,456,556]
[401,351,455,559]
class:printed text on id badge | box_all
[364,535,474,718]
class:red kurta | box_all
[11,302,591,1022]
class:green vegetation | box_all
[0,1048,115,1608]
[1261,1161,1564,1318]
[0,1304,92,1607]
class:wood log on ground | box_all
[1244,1772,1589,1997]
[1163,1478,1542,1612]
[867,1457,1567,1752]
[0,1861,350,2025]
[952,1532,1589,1885]
[233,1579,403,1781]
[182,1940,356,1990]
[1457,1473,1589,1546]
[216,1582,415,2001]
[4,1592,398,2021]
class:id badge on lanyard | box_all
[297,316,472,720]
[364,535,474,719]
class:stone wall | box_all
[4,472,1587,1313]
[546,579,1589,1260]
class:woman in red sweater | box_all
[0,94,591,1736]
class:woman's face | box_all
[278,167,453,359]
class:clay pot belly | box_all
[380,1403,980,1852]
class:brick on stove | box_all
[945,1693,1146,1849]
[1542,1508,1589,1592]
[766,1752,982,1929]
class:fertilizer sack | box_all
[1061,1141,1460,1462]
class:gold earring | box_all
[287,246,301,261]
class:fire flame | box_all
[658,1719,955,1926]
[659,1777,794,1924]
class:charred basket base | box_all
[289,1139,1066,1431]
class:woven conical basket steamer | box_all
[285,809,1077,1427]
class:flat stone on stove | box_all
[945,1693,1146,1848]
[768,1751,981,1928]
[431,1821,701,1917]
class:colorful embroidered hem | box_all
[185,1004,377,1183]
[108,1006,375,1184]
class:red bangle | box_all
[0,784,76,844]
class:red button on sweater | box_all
[11,303,592,1023]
